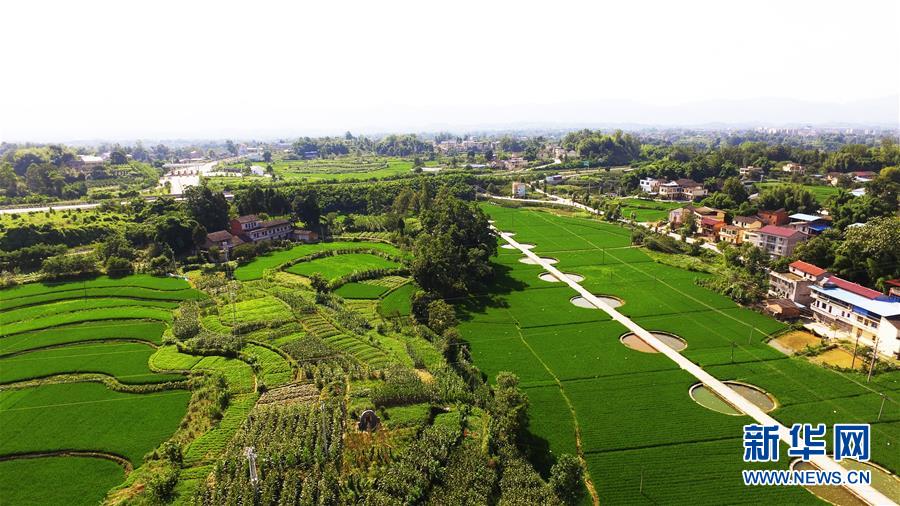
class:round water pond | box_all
[620,331,686,353]
[519,256,558,265]
[792,459,900,505]
[569,295,622,309]
[689,381,776,415]
[539,272,585,283]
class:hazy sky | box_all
[1,0,898,141]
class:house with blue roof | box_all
[810,275,900,358]
[788,213,831,235]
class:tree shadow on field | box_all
[450,263,528,322]
[520,427,555,479]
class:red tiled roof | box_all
[826,276,883,299]
[234,215,259,223]
[758,225,804,238]
[206,230,235,242]
[886,279,900,288]
[790,260,826,277]
[700,216,723,226]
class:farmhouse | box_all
[743,225,807,258]
[757,208,790,226]
[699,216,725,239]
[512,181,528,197]
[739,165,764,179]
[810,276,900,358]
[668,205,725,228]
[204,214,319,258]
[782,162,805,174]
[658,178,707,200]
[639,177,661,194]
[788,213,831,235]
[718,224,743,244]
[545,174,564,185]
[768,260,830,305]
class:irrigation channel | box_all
[491,225,896,506]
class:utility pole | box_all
[244,446,259,488]
[850,333,861,369]
[866,335,879,383]
[877,394,886,422]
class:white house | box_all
[512,181,528,198]
[639,177,661,194]
[810,277,900,358]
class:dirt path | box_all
[0,450,133,472]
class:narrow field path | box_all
[504,309,600,505]
[493,226,896,506]
[0,450,133,472]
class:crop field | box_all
[0,341,185,384]
[243,343,293,387]
[233,241,402,281]
[285,252,401,281]
[0,320,166,355]
[378,283,416,317]
[615,198,682,222]
[0,455,126,506]
[334,282,390,299]
[0,275,198,504]
[0,382,189,464]
[458,202,900,503]
[270,158,413,182]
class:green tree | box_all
[549,454,584,505]
[832,216,900,290]
[184,185,230,231]
[426,299,457,335]
[755,185,818,214]
[722,176,748,204]
[411,192,496,296]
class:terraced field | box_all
[233,241,402,281]
[285,252,401,281]
[0,275,199,504]
[459,204,900,504]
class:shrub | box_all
[105,256,134,277]
[41,252,100,279]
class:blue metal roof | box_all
[811,285,900,318]
[809,223,830,232]
[789,213,825,222]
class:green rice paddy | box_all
[286,252,400,281]
[460,203,900,503]
[233,241,402,281]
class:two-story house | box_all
[744,225,807,258]
[810,277,900,358]
[768,260,829,305]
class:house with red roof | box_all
[809,276,900,358]
[743,225,807,258]
[768,260,830,305]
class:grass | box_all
[616,198,683,222]
[0,382,190,466]
[234,241,402,281]
[261,157,413,182]
[285,253,401,281]
[457,203,900,502]
[183,393,258,466]
[192,355,256,394]
[0,342,185,384]
[1,286,200,312]
[0,455,126,506]
[0,320,167,356]
[0,274,191,300]
[334,282,391,299]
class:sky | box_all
[1,0,898,141]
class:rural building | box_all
[545,174,564,185]
[743,225,807,258]
[230,215,293,242]
[782,162,805,174]
[810,277,900,358]
[757,208,790,226]
[739,166,764,179]
[765,298,802,320]
[887,280,900,298]
[699,216,725,239]
[203,230,245,259]
[77,154,105,169]
[658,178,707,201]
[502,157,527,170]
[788,213,831,235]
[718,224,743,244]
[668,205,726,228]
[852,170,877,182]
[768,260,830,305]
[204,215,318,259]
[733,215,764,230]
[512,181,528,198]
[639,177,661,194]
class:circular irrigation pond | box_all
[620,331,686,353]
[689,381,776,415]
[791,459,900,505]
[569,295,622,309]
[501,243,535,250]
[539,272,585,283]
[519,256,558,265]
